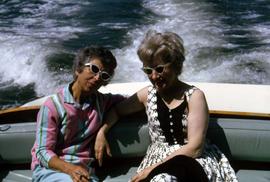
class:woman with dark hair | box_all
[95,31,238,182]
[31,46,123,182]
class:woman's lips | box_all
[86,81,96,88]
[155,79,164,88]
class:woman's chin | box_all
[154,82,166,92]
[83,84,98,94]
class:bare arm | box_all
[95,87,148,166]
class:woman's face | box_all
[142,57,178,93]
[75,58,112,94]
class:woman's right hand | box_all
[94,128,112,166]
[48,156,90,182]
[67,164,90,182]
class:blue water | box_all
[0,0,270,109]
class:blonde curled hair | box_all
[137,30,185,75]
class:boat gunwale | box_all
[0,106,270,125]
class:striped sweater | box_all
[31,83,124,170]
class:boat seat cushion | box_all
[2,169,270,182]
[237,170,270,182]
[0,170,32,182]
[0,122,35,164]
[1,117,270,182]
[207,118,270,162]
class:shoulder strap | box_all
[184,86,197,102]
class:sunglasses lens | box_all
[90,64,100,74]
[155,66,164,74]
[142,68,153,75]
[101,73,111,81]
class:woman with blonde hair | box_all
[95,30,238,182]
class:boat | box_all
[0,82,270,182]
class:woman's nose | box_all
[93,73,101,81]
[150,70,159,80]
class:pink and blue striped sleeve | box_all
[35,100,59,168]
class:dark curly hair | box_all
[72,46,117,80]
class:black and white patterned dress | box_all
[136,86,238,182]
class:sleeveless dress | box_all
[136,86,238,182]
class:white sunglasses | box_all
[84,63,111,81]
[141,62,171,75]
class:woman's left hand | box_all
[130,166,153,182]
[94,129,112,166]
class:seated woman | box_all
[95,30,238,182]
[31,46,124,182]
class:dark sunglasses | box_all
[84,63,111,81]
[141,62,171,75]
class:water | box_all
[0,0,269,109]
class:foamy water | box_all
[0,0,269,108]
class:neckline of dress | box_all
[157,92,187,111]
